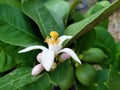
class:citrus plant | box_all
[0,0,120,90]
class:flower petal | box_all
[48,44,62,55]
[59,35,72,45]
[58,48,81,64]
[41,50,55,71]
[48,44,55,51]
[18,45,48,53]
[31,64,44,76]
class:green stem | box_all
[64,0,79,27]
[69,0,79,17]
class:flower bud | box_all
[60,53,71,61]
[32,64,44,76]
[51,62,57,71]
[37,53,42,63]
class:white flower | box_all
[19,31,81,75]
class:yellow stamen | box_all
[50,31,59,39]
[45,31,60,45]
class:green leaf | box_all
[96,69,109,90]
[22,0,64,38]
[96,19,109,30]
[0,4,41,47]
[75,29,96,53]
[115,42,120,53]
[71,11,84,22]
[106,66,120,90]
[0,0,21,9]
[94,29,115,66]
[85,1,110,17]
[114,42,120,70]
[0,41,38,68]
[44,0,70,18]
[49,61,74,90]
[86,1,110,29]
[0,48,17,72]
[115,54,120,70]
[0,68,43,90]
[19,73,53,90]
[64,0,120,46]
[0,41,22,72]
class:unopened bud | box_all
[51,62,57,71]
[37,53,42,63]
[32,64,44,76]
[60,53,71,61]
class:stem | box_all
[69,0,79,17]
[64,0,79,27]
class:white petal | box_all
[55,43,63,52]
[48,44,55,51]
[41,50,55,71]
[58,48,81,64]
[31,64,44,76]
[48,44,62,55]
[18,45,48,53]
[59,35,72,45]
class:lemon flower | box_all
[19,31,81,76]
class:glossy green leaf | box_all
[114,42,120,70]
[85,1,110,17]
[0,48,16,72]
[106,66,120,90]
[71,11,84,22]
[49,61,74,90]
[86,0,110,30]
[0,42,22,72]
[22,0,64,38]
[94,29,115,66]
[115,42,120,53]
[64,0,120,46]
[0,0,21,9]
[115,54,120,70]
[95,28,115,52]
[0,68,43,90]
[75,29,96,53]
[85,1,110,29]
[96,69,109,90]
[0,4,41,47]
[96,19,109,30]
[0,41,38,68]
[44,0,70,18]
[19,73,53,90]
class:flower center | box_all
[45,31,60,45]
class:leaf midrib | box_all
[0,18,40,41]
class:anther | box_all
[50,31,59,39]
